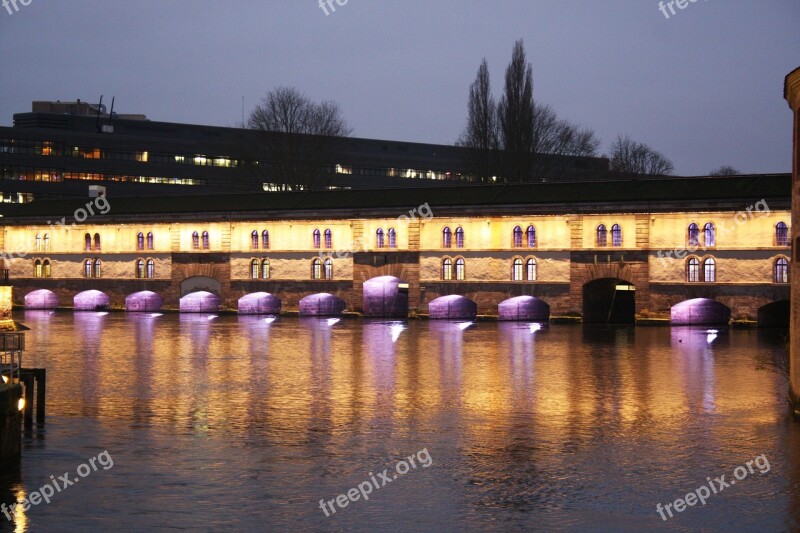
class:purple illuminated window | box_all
[776,222,789,246]
[527,225,536,248]
[513,226,523,247]
[597,225,607,247]
[251,230,259,249]
[388,228,396,248]
[611,224,622,247]
[313,229,321,249]
[262,230,269,249]
[192,232,200,250]
[85,233,92,251]
[94,233,101,251]
[83,259,92,278]
[324,229,332,249]
[376,228,385,248]
[775,257,789,283]
[442,227,452,248]
[147,232,154,250]
[202,231,210,250]
[704,223,715,247]
[137,232,144,251]
[146,259,154,279]
[135,259,145,278]
[688,223,700,247]
[455,227,464,248]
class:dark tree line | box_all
[459,40,674,181]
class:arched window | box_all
[251,230,259,250]
[84,259,92,278]
[93,259,102,278]
[455,227,465,248]
[202,231,210,250]
[775,257,789,284]
[596,224,608,247]
[261,259,270,279]
[35,234,41,252]
[313,229,321,249]
[703,257,716,282]
[85,233,92,251]
[455,258,465,280]
[442,227,452,248]
[34,259,42,278]
[611,224,622,247]
[687,257,700,282]
[137,232,144,251]
[323,258,333,280]
[704,223,715,247]
[262,230,269,249]
[311,258,322,279]
[442,258,452,280]
[526,258,537,281]
[192,231,200,250]
[146,259,155,279]
[135,259,145,279]
[250,259,259,279]
[513,226,523,248]
[324,229,332,249]
[43,259,51,278]
[388,228,397,249]
[43,234,50,252]
[147,232,154,250]
[512,258,523,280]
[376,228,385,248]
[776,222,789,246]
[527,225,536,248]
[93,233,101,251]
[688,223,700,247]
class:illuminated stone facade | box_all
[785,66,800,413]
[0,200,791,324]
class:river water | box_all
[0,311,798,532]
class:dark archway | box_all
[583,278,635,324]
[757,300,790,328]
[180,276,221,297]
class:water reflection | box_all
[6,313,798,531]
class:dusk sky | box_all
[1,0,797,176]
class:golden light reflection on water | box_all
[17,312,787,451]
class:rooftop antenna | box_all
[95,95,103,132]
[108,96,115,124]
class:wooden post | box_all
[35,369,45,423]
[22,373,33,427]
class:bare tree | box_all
[498,40,535,182]
[608,135,674,176]
[247,87,352,190]
[532,104,600,157]
[457,59,499,181]
[709,165,740,176]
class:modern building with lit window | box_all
[0,102,609,202]
[0,174,791,326]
